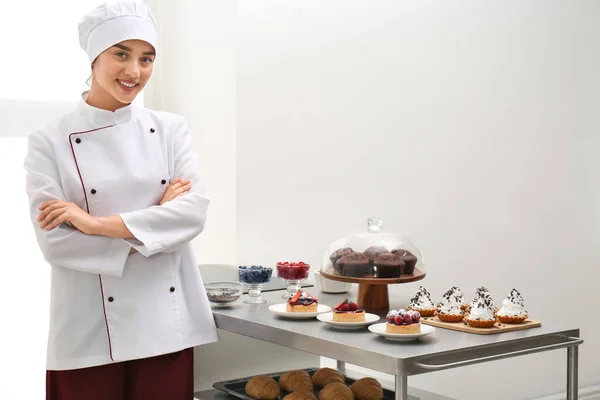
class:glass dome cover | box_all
[321,217,426,279]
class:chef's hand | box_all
[159,177,192,205]
[37,200,99,235]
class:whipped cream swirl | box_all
[470,286,492,307]
[450,286,467,306]
[437,289,464,315]
[468,295,495,321]
[410,286,435,309]
[498,288,527,317]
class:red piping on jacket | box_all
[68,125,116,361]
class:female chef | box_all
[23,2,219,399]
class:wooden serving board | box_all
[420,316,541,335]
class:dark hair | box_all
[86,63,94,87]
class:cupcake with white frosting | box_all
[497,289,528,324]
[407,286,436,317]
[436,288,465,322]
[465,286,497,316]
[465,287,497,328]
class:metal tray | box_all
[212,367,403,400]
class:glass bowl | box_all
[276,261,310,299]
[238,265,273,303]
[204,281,244,307]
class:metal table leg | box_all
[336,360,346,375]
[567,345,579,400]
[395,374,408,400]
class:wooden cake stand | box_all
[320,266,426,311]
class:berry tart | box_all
[385,309,421,334]
[332,298,365,322]
[286,289,318,312]
[276,261,310,281]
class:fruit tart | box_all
[332,298,365,322]
[286,289,318,312]
[385,309,421,334]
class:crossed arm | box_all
[25,118,209,277]
[36,178,192,251]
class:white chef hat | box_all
[78,1,158,63]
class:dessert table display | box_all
[197,218,582,400]
[195,288,582,400]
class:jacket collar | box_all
[77,91,135,126]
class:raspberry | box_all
[341,304,350,311]
[403,314,413,324]
[412,312,420,323]
[386,310,398,322]
[348,302,358,311]
[394,315,403,325]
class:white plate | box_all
[268,303,332,319]
[316,312,380,328]
[368,323,435,341]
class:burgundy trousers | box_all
[46,348,194,400]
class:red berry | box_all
[403,314,412,324]
[348,302,358,311]
[290,290,302,303]
[341,304,350,311]
[412,313,420,323]
[394,315,403,325]
[334,300,346,311]
[386,315,394,323]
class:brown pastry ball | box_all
[246,375,280,400]
[318,382,354,400]
[283,390,318,400]
[312,367,345,388]
[349,378,383,400]
[279,370,314,393]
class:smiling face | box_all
[87,39,155,111]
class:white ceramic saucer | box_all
[268,303,331,319]
[368,323,435,341]
[316,312,380,329]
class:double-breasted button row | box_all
[106,287,175,303]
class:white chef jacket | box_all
[24,92,219,371]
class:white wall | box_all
[146,0,238,265]
[146,1,320,392]
[236,1,599,400]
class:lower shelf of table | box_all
[193,388,456,400]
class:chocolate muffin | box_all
[336,252,372,278]
[391,249,418,274]
[362,245,389,263]
[329,247,355,273]
[373,253,404,278]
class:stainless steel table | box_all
[209,290,583,400]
